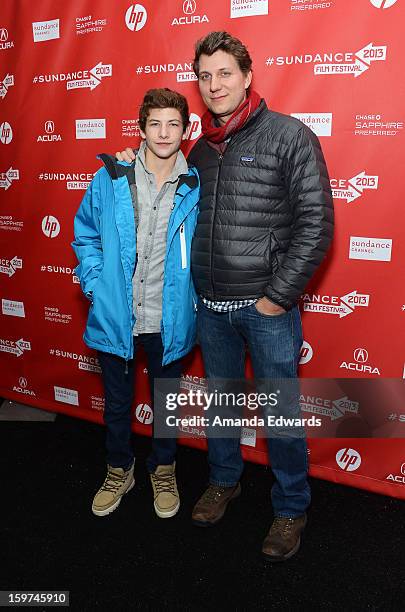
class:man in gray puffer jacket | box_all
[188,31,333,562]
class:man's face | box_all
[197,50,252,125]
[140,108,185,160]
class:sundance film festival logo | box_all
[38,171,94,190]
[265,43,387,78]
[135,403,153,425]
[0,255,22,277]
[349,236,392,262]
[49,348,101,373]
[0,338,31,357]
[0,27,14,50]
[336,448,361,472]
[185,113,201,141]
[340,347,381,376]
[37,120,62,142]
[135,60,197,83]
[40,264,79,284]
[302,290,370,318]
[0,121,13,144]
[171,1,209,26]
[300,394,359,421]
[42,215,60,239]
[13,377,36,397]
[231,0,269,19]
[32,19,60,43]
[125,4,148,31]
[33,62,112,91]
[331,171,378,203]
[0,167,19,190]
[0,73,14,99]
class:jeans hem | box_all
[274,510,308,519]
[209,479,240,488]
[108,458,135,470]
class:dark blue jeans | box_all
[97,333,183,473]
[197,301,310,518]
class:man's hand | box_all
[115,148,136,163]
[255,297,286,316]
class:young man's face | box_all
[197,49,252,125]
[140,108,185,161]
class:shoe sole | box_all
[192,484,241,527]
[262,535,302,563]
[92,478,135,517]
[154,500,180,519]
[262,515,307,562]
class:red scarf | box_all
[201,90,262,151]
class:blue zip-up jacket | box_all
[72,154,200,365]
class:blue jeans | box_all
[97,333,183,473]
[197,301,310,518]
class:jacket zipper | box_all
[210,152,223,295]
[180,223,187,269]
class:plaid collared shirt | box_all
[201,297,257,313]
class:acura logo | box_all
[183,0,196,15]
[354,348,368,363]
[19,377,27,388]
[44,120,54,134]
[0,28,8,42]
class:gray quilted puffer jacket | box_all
[188,100,334,311]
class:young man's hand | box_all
[115,148,136,163]
[255,297,286,316]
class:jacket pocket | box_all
[180,223,187,269]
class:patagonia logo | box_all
[240,156,255,163]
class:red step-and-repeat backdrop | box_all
[1,0,404,498]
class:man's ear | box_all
[140,130,146,140]
[245,70,253,90]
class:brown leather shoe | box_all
[262,514,307,561]
[192,483,241,526]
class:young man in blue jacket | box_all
[72,89,199,518]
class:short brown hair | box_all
[139,88,189,132]
[193,31,252,77]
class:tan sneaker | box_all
[92,462,135,517]
[150,462,180,518]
